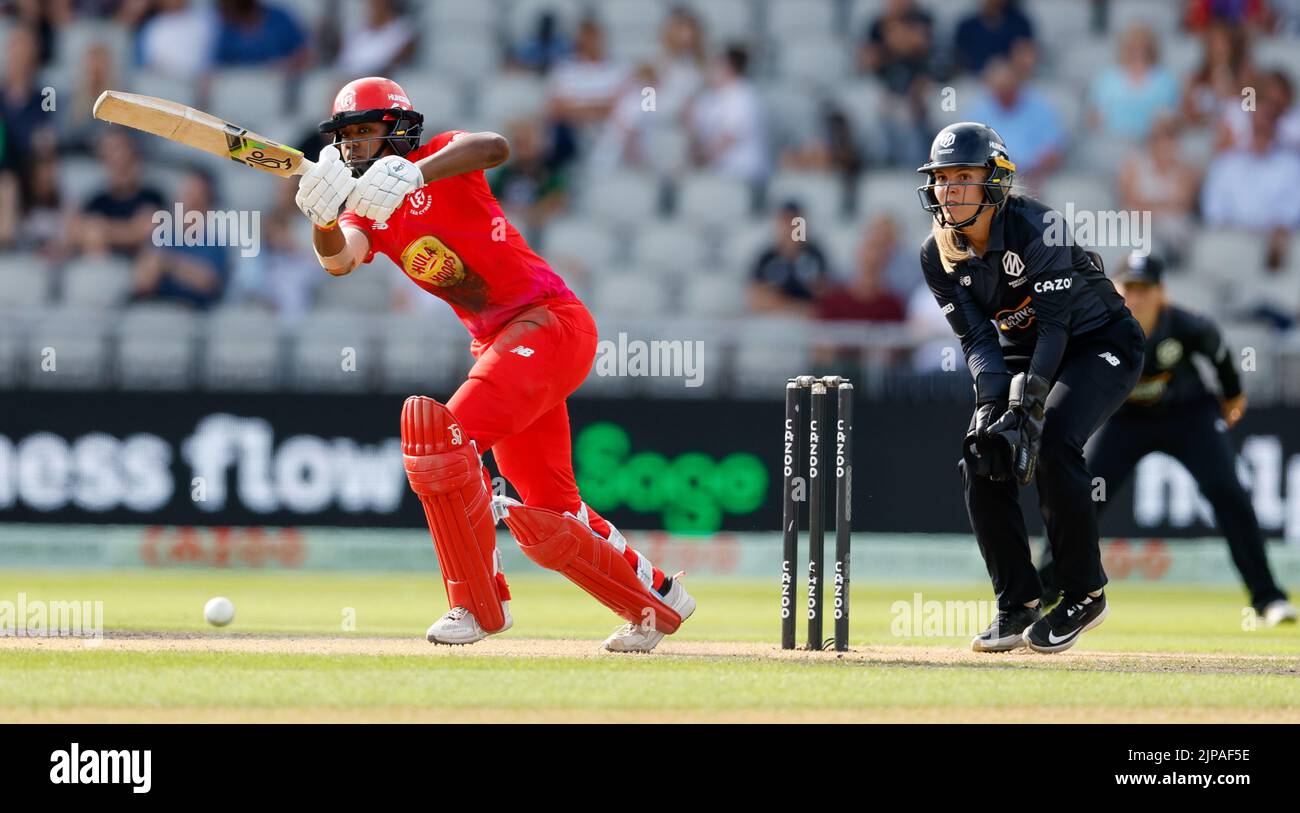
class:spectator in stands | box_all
[226,205,319,324]
[814,221,907,323]
[749,201,831,316]
[1088,23,1180,141]
[509,10,572,75]
[1181,21,1254,128]
[73,130,165,257]
[856,0,935,165]
[1201,109,1300,268]
[489,116,570,238]
[589,61,664,171]
[130,168,229,309]
[656,5,707,120]
[1184,0,1274,33]
[134,0,218,80]
[0,24,50,249]
[967,57,1064,184]
[780,104,864,205]
[953,0,1036,76]
[213,0,308,69]
[337,0,416,77]
[587,8,707,173]
[857,0,934,97]
[5,0,71,65]
[11,136,72,258]
[1221,68,1300,150]
[686,44,769,183]
[61,41,118,155]
[0,26,56,173]
[547,17,627,132]
[1118,115,1200,266]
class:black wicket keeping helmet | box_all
[916,121,1017,229]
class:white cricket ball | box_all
[204,596,235,627]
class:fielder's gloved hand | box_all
[962,372,1013,481]
[986,372,1050,485]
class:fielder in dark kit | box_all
[917,122,1145,653]
[1039,252,1297,626]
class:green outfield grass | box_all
[0,570,1297,722]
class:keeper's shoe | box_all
[426,601,513,645]
[1262,599,1298,627]
[1023,592,1108,653]
[971,606,1041,652]
[602,573,696,653]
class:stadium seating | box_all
[676,174,755,227]
[24,309,114,390]
[117,303,200,390]
[5,0,1298,398]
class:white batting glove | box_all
[295,145,355,228]
[346,155,423,223]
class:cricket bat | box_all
[92,90,314,177]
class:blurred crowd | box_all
[2,0,1300,378]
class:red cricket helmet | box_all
[319,76,425,173]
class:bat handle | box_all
[294,158,316,176]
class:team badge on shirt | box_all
[406,189,433,217]
[1156,338,1183,368]
[401,235,466,287]
[1002,251,1024,278]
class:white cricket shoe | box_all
[603,574,696,653]
[1263,599,1298,627]
[426,601,513,645]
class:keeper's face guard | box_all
[917,156,1016,229]
[320,108,425,176]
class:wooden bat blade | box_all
[93,90,313,178]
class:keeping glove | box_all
[986,372,1050,485]
[294,145,355,228]
[346,155,423,223]
[962,372,1013,480]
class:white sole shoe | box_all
[603,576,696,653]
[1023,603,1108,654]
[426,602,513,645]
[1263,599,1298,627]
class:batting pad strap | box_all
[504,504,682,633]
[402,396,507,633]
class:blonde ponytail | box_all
[930,222,972,275]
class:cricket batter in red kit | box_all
[294,77,695,651]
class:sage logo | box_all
[574,422,766,533]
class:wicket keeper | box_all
[917,122,1145,654]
